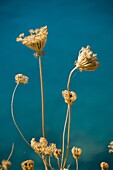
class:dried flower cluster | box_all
[108,141,113,153]
[0,160,11,170]
[100,162,109,170]
[71,147,82,159]
[16,26,48,57]
[15,74,28,84]
[62,90,77,105]
[31,137,61,158]
[75,45,99,71]
[21,160,34,170]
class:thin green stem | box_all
[61,105,69,167]
[38,56,45,137]
[63,104,71,168]
[76,159,78,170]
[11,84,31,147]
[67,66,77,90]
[7,143,14,161]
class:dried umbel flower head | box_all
[16,26,48,57]
[53,149,61,159]
[108,141,113,153]
[62,90,77,105]
[1,160,11,170]
[100,162,109,170]
[71,147,82,159]
[75,45,99,71]
[21,160,34,170]
[31,138,56,155]
[15,74,28,84]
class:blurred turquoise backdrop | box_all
[0,0,113,170]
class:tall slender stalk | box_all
[67,66,77,90]
[38,56,45,137]
[11,84,31,147]
[7,143,14,161]
[76,158,78,170]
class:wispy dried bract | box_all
[31,138,58,156]
[100,162,109,170]
[21,160,34,170]
[62,90,77,105]
[71,147,82,159]
[0,160,11,170]
[16,26,48,57]
[75,45,99,71]
[108,141,113,153]
[15,74,28,84]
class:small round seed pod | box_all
[100,162,109,170]
[21,160,34,170]
[53,149,61,159]
[62,90,77,105]
[1,160,11,170]
[71,147,82,159]
[108,141,113,153]
[15,74,28,84]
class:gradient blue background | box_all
[0,0,113,170]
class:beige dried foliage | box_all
[62,90,77,105]
[21,160,34,170]
[0,160,11,170]
[100,162,109,170]
[15,74,28,84]
[16,26,48,57]
[71,147,82,159]
[75,45,99,71]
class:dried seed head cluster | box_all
[31,137,60,157]
[53,149,61,159]
[62,90,77,105]
[21,160,34,170]
[16,26,48,57]
[0,160,11,170]
[15,74,28,84]
[71,147,82,159]
[75,45,99,71]
[108,141,113,153]
[100,162,109,170]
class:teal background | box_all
[0,0,113,170]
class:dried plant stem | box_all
[57,159,61,169]
[67,66,78,90]
[38,56,45,137]
[76,158,78,170]
[61,105,70,167]
[11,84,31,148]
[7,143,14,161]
[63,104,71,168]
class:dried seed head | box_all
[1,160,11,170]
[39,137,48,148]
[21,160,34,170]
[44,143,56,155]
[100,162,109,170]
[16,26,48,57]
[108,141,113,153]
[31,138,43,154]
[71,147,82,159]
[15,74,28,84]
[75,45,99,71]
[53,149,61,159]
[62,90,77,105]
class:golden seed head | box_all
[53,149,61,159]
[71,147,82,159]
[39,137,48,147]
[62,90,77,105]
[15,74,28,84]
[21,160,34,170]
[75,45,100,71]
[16,26,48,57]
[100,162,109,170]
[108,141,113,153]
[1,160,11,170]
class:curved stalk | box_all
[11,84,31,147]
[7,143,14,161]
[38,56,45,137]
[67,66,77,90]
